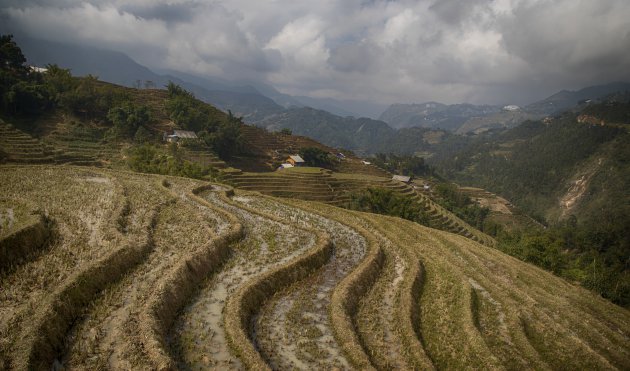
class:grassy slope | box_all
[0,164,628,369]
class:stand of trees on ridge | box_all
[371,152,435,177]
[0,34,245,179]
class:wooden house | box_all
[286,155,305,166]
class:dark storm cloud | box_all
[328,43,377,73]
[497,0,630,90]
[1,0,629,105]
[428,0,488,25]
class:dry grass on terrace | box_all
[0,164,628,370]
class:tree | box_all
[1,34,31,113]
[107,102,151,138]
[42,64,75,105]
[0,34,28,77]
[212,111,244,159]
[347,187,431,226]
[299,147,336,168]
[372,153,432,177]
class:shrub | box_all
[299,147,336,168]
[346,187,431,226]
[127,143,213,179]
[107,102,151,139]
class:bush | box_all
[299,147,336,168]
[107,102,151,139]
[372,153,434,177]
[127,143,214,179]
[434,183,489,231]
[346,188,431,227]
[496,210,630,307]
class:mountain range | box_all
[378,82,630,133]
[18,36,630,148]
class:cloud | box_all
[119,2,200,24]
[1,0,629,106]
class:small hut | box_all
[392,175,411,183]
[164,130,198,143]
[286,155,305,167]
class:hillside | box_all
[433,103,630,304]
[379,102,502,130]
[525,82,630,115]
[258,107,397,155]
[1,35,630,369]
[1,165,629,370]
[435,109,630,224]
[256,106,469,156]
[17,36,285,123]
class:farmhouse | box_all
[392,175,411,183]
[286,155,305,166]
[164,130,198,143]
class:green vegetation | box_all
[497,211,630,306]
[298,146,337,168]
[127,143,216,179]
[1,34,128,121]
[435,112,630,307]
[1,34,48,116]
[581,98,630,124]
[166,82,244,159]
[371,152,434,177]
[346,187,431,226]
[437,117,622,218]
[106,102,152,139]
[165,82,218,132]
[433,183,489,231]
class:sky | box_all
[1,0,629,106]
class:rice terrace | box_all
[1,165,629,370]
[2,14,630,369]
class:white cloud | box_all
[2,0,629,105]
[266,16,329,69]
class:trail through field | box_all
[171,192,315,369]
[241,197,366,370]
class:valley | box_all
[1,33,630,369]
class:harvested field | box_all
[1,164,629,370]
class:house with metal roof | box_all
[164,130,198,142]
[286,155,305,166]
[392,175,411,183]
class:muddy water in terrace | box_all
[240,197,366,370]
[171,192,316,370]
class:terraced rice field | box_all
[0,121,56,164]
[226,168,493,245]
[1,164,629,370]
